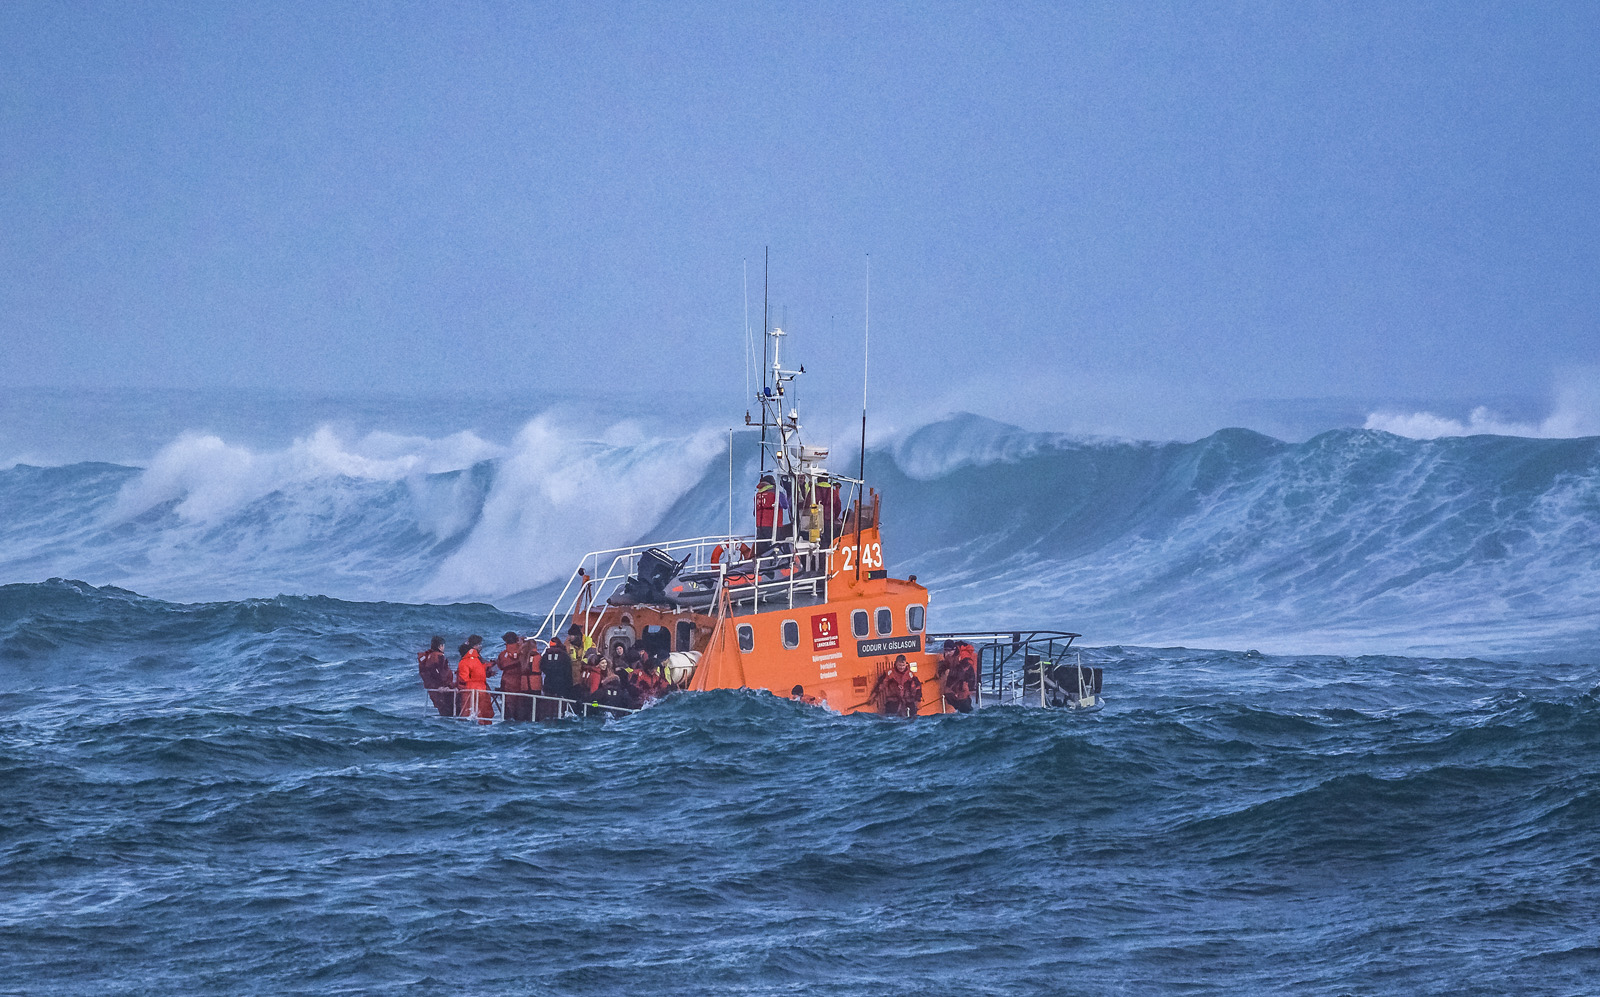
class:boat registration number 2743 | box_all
[837,542,882,573]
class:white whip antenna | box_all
[856,254,869,580]
[743,260,751,404]
[863,256,870,415]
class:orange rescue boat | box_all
[519,323,1104,716]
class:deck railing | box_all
[533,536,739,642]
[924,630,1098,708]
[423,688,641,722]
[535,494,875,639]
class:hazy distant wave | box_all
[2,413,1596,657]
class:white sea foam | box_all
[73,416,730,604]
[110,427,503,524]
[1366,371,1600,440]
[420,416,725,601]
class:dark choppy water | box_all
[3,580,1599,994]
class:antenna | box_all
[857,254,869,581]
[728,427,734,540]
[760,247,769,476]
[743,260,751,405]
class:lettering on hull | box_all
[856,635,922,657]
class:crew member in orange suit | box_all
[872,655,923,717]
[754,474,783,556]
[496,632,531,722]
[456,635,495,724]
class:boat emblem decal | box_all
[811,612,839,651]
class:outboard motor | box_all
[608,548,688,606]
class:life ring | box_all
[710,543,755,565]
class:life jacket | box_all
[755,482,779,529]
[882,668,921,707]
[944,660,976,700]
[596,679,626,708]
[955,642,978,669]
[457,649,488,690]
[520,640,543,693]
[634,670,667,702]
[541,644,571,693]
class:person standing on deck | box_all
[871,655,923,717]
[581,647,604,696]
[496,632,532,722]
[816,474,842,548]
[565,623,595,660]
[754,474,782,556]
[540,636,573,703]
[457,637,494,724]
[632,659,670,705]
[417,636,457,717]
[607,640,630,673]
[934,641,979,714]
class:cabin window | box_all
[875,607,893,636]
[782,619,800,649]
[676,620,696,651]
[907,604,925,633]
[851,609,869,638]
[605,625,636,651]
[737,624,754,652]
[641,625,670,657]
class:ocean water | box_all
[3,395,1598,993]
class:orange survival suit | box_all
[876,662,923,717]
[755,478,782,541]
[457,647,494,724]
[496,640,531,722]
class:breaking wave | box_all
[2,413,1597,657]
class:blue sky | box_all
[3,2,1597,438]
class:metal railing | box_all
[423,688,641,722]
[925,630,1100,709]
[533,493,877,640]
[533,536,740,642]
[535,534,844,641]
